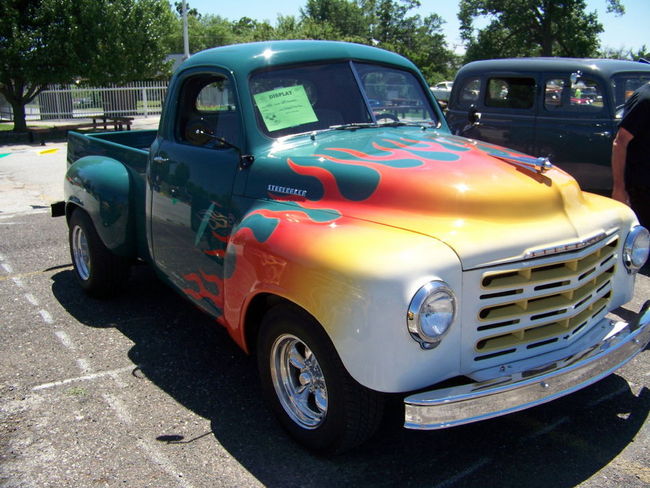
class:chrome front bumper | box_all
[404,301,650,430]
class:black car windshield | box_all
[249,61,438,138]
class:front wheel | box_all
[257,305,384,454]
[68,209,130,297]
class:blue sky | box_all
[187,0,647,53]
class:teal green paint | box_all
[239,213,280,243]
[0,153,10,159]
[318,159,379,201]
[294,204,342,223]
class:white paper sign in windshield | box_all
[254,85,318,131]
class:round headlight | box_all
[407,281,456,349]
[623,226,650,273]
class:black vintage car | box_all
[446,58,650,192]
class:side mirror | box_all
[468,105,481,125]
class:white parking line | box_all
[6,216,195,488]
[524,416,569,439]
[76,358,92,373]
[32,366,135,391]
[432,457,491,488]
[54,330,75,350]
[102,393,134,424]
[39,309,54,324]
[136,439,196,488]
[587,385,629,407]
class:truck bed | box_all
[66,129,157,261]
[67,130,157,169]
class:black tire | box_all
[68,209,130,297]
[257,305,384,454]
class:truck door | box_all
[535,74,614,191]
[149,70,244,318]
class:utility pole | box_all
[182,0,190,59]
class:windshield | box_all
[249,61,438,138]
[612,73,650,110]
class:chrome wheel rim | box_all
[71,225,91,281]
[270,334,328,429]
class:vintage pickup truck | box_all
[53,40,650,454]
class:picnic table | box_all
[29,116,133,144]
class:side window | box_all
[544,77,604,112]
[458,77,480,107]
[570,78,603,110]
[177,74,241,147]
[485,77,535,109]
[544,78,566,109]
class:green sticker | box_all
[254,85,318,131]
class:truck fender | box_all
[218,201,463,393]
[64,155,135,257]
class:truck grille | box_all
[472,234,618,363]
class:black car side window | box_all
[458,77,480,108]
[485,77,535,109]
[544,77,604,112]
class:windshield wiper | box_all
[378,120,439,129]
[328,122,379,131]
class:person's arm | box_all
[611,126,634,204]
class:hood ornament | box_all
[492,154,553,175]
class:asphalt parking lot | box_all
[1,139,649,487]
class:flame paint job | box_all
[66,41,640,393]
[171,123,636,393]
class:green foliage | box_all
[0,0,174,131]
[165,1,458,84]
[599,45,649,61]
[458,0,626,62]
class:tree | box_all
[458,0,626,62]
[0,0,175,131]
[360,0,457,82]
[162,0,459,84]
[301,0,458,83]
[600,45,649,61]
[301,0,369,40]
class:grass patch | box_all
[65,386,88,397]
[0,123,14,131]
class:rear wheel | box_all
[257,305,384,454]
[68,209,130,297]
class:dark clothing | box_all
[620,82,650,228]
[628,185,650,229]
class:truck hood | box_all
[246,128,627,269]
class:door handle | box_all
[153,156,169,164]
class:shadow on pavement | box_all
[51,265,649,488]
